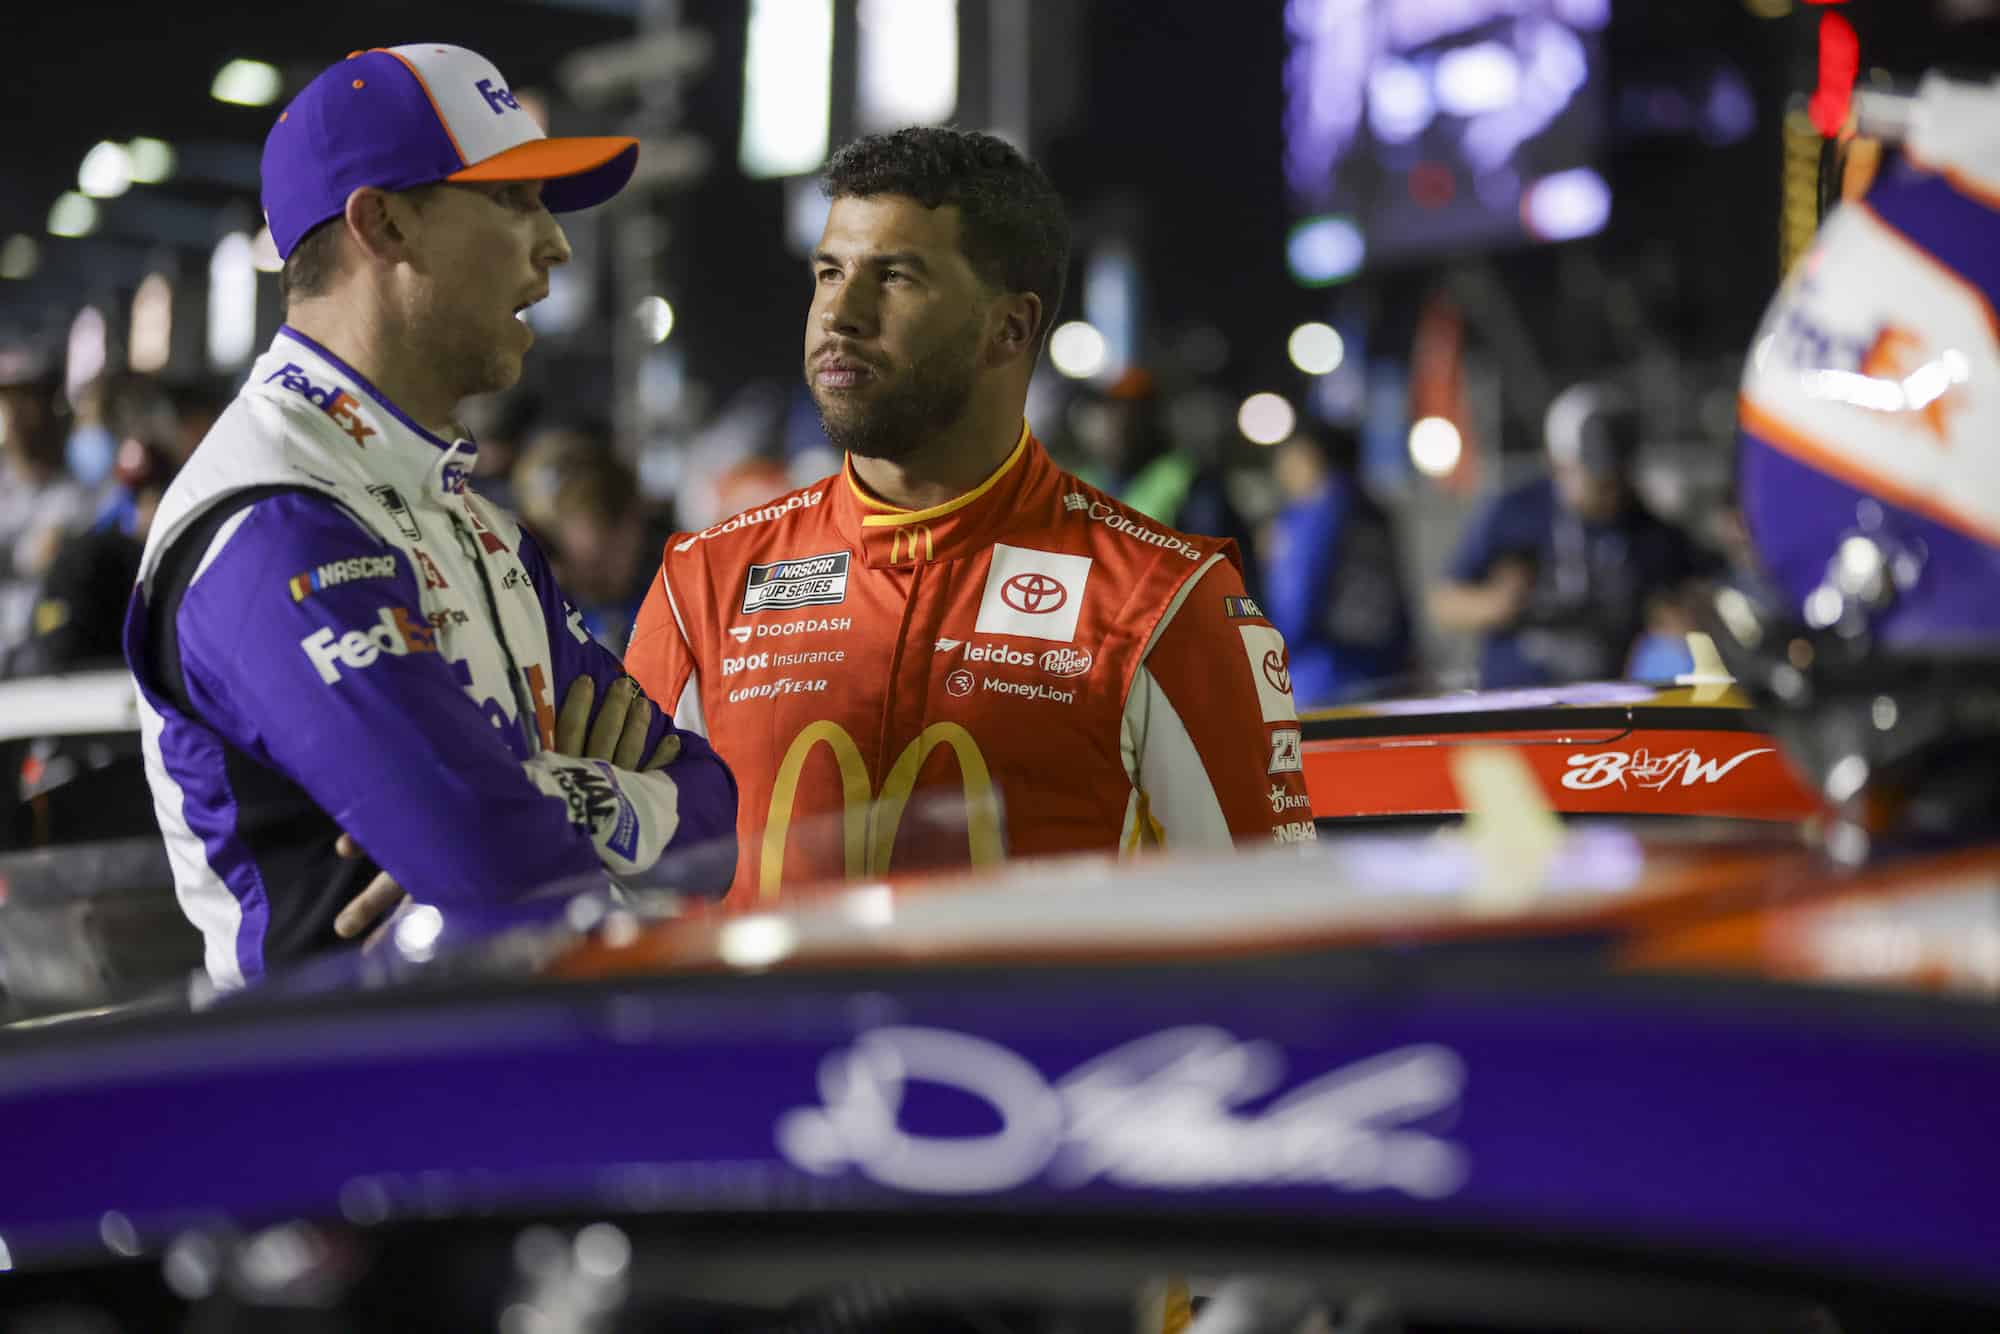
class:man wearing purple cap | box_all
[122,44,737,990]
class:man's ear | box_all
[343,186,413,266]
[987,292,1043,369]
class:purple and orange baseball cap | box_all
[261,43,638,259]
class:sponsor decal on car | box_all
[1560,746,1776,792]
[974,545,1091,642]
[287,554,398,602]
[673,490,825,553]
[299,606,436,684]
[777,1026,1466,1198]
[742,552,852,615]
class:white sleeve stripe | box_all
[1126,663,1233,851]
[674,673,708,738]
[659,573,707,737]
[1139,551,1225,663]
[662,571,693,645]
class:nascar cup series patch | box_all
[742,551,851,615]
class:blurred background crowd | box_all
[4,0,1996,708]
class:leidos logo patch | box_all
[743,551,851,615]
[264,363,375,446]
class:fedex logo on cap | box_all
[475,78,521,115]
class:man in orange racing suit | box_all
[626,128,1314,902]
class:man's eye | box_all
[882,269,906,283]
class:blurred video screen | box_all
[1283,0,1612,278]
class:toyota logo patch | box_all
[1000,572,1068,614]
[1262,648,1291,695]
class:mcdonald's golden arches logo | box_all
[761,719,1002,896]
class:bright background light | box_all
[739,0,833,179]
[718,915,798,969]
[858,0,957,131]
[251,226,282,273]
[1434,42,1520,116]
[78,142,134,200]
[1238,392,1296,446]
[1409,416,1464,477]
[65,307,107,403]
[1286,216,1365,287]
[129,274,174,373]
[634,296,676,344]
[1522,167,1612,241]
[1288,322,1345,375]
[1369,61,1433,142]
[1048,321,1107,379]
[211,59,282,108]
[0,236,37,281]
[207,232,258,371]
[47,193,98,239]
[127,138,176,184]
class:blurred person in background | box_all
[0,348,87,663]
[1259,424,1413,708]
[546,450,651,654]
[1070,366,1262,597]
[627,126,1314,902]
[1430,382,1710,688]
[9,374,182,676]
[511,420,599,538]
[122,43,735,987]
[458,386,542,514]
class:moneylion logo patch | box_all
[742,551,851,615]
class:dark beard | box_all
[809,322,980,462]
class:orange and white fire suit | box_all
[626,426,1316,902]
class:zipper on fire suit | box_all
[450,511,541,756]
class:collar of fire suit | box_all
[251,327,480,494]
[840,421,1036,568]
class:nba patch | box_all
[1223,595,1265,619]
[1237,625,1297,724]
[974,545,1091,642]
[742,551,850,615]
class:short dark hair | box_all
[821,127,1070,345]
[280,218,343,307]
[279,185,443,309]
